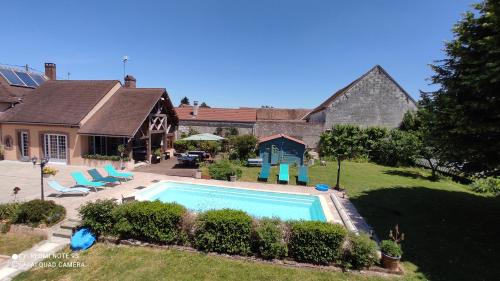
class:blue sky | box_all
[2,0,473,108]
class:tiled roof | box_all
[258,133,306,146]
[0,75,33,103]
[256,108,311,120]
[79,88,168,137]
[176,106,257,123]
[0,80,119,125]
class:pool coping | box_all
[131,180,338,223]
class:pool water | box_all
[136,181,327,222]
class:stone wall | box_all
[178,120,255,136]
[254,121,324,149]
[323,67,417,129]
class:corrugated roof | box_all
[176,106,257,123]
[258,134,306,146]
[0,80,119,125]
[78,88,165,137]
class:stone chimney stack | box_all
[44,63,56,80]
[124,75,136,88]
[193,101,199,116]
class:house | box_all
[177,65,417,149]
[0,63,178,166]
[303,65,418,128]
[258,134,306,165]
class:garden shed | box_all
[258,134,306,165]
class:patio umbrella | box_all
[181,133,225,141]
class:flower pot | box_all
[201,174,211,180]
[381,253,400,271]
[0,155,4,161]
[42,174,52,178]
[229,175,237,182]
[195,171,202,179]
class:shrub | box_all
[113,201,186,244]
[229,134,258,160]
[371,129,419,166]
[42,166,58,176]
[253,218,288,260]
[469,177,500,195]
[288,221,347,265]
[14,200,65,226]
[79,199,118,236]
[193,209,253,255]
[341,233,379,269]
[82,154,130,161]
[208,160,242,180]
[380,240,402,258]
[0,203,20,221]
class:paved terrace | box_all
[0,161,371,232]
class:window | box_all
[89,136,127,156]
[20,131,29,158]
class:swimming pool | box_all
[136,181,328,222]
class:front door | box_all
[44,134,67,164]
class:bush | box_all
[113,201,187,244]
[82,154,130,161]
[79,199,118,236]
[14,200,65,226]
[341,233,379,269]
[469,177,500,195]
[208,160,242,180]
[229,134,258,160]
[193,209,253,255]
[0,203,20,221]
[253,218,288,260]
[288,221,347,265]
[371,129,419,166]
[380,240,402,258]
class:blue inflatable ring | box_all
[315,184,329,191]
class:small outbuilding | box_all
[258,134,306,165]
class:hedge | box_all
[12,200,66,226]
[113,201,187,244]
[79,199,118,236]
[288,221,347,265]
[341,233,379,269]
[193,209,253,255]
[253,218,288,260]
[82,154,130,162]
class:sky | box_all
[1,0,474,108]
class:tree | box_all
[200,102,210,108]
[426,0,500,176]
[319,125,365,189]
[229,135,258,160]
[180,96,190,105]
[371,129,420,167]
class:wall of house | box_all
[254,121,324,149]
[323,69,417,129]
[0,124,88,165]
[258,137,306,165]
[178,121,254,135]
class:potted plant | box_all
[152,148,162,164]
[0,145,4,161]
[380,240,402,270]
[380,225,404,271]
[42,167,58,178]
[229,171,237,182]
[117,144,126,170]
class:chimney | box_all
[124,75,136,88]
[44,63,56,80]
[193,101,199,116]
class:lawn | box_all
[14,244,393,281]
[0,232,45,256]
[225,161,500,281]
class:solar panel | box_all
[29,73,46,85]
[0,69,25,86]
[14,71,38,87]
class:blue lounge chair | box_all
[47,181,90,197]
[104,164,133,181]
[71,171,105,191]
[88,169,121,185]
[297,165,309,185]
[278,163,289,184]
[258,163,271,181]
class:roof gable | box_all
[258,134,306,146]
[303,65,416,119]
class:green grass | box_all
[0,232,45,256]
[15,161,500,281]
[14,244,393,281]
[230,161,500,281]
